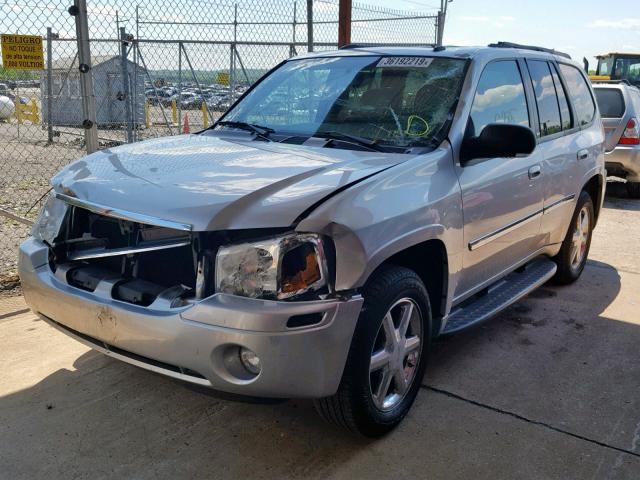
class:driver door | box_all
[455,59,545,299]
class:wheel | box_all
[314,265,431,437]
[627,181,640,199]
[552,190,594,285]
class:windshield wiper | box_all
[314,131,387,152]
[214,121,274,141]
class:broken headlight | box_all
[31,193,68,245]
[215,233,328,300]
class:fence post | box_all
[290,1,297,57]
[231,3,238,101]
[436,0,448,47]
[306,0,313,52]
[120,27,134,143]
[72,0,99,153]
[46,28,54,144]
[178,42,182,132]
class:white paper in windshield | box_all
[377,57,434,68]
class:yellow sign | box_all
[217,72,230,86]
[1,34,44,70]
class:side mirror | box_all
[461,123,536,163]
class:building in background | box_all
[41,55,146,127]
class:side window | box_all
[559,64,596,126]
[550,63,572,130]
[527,60,562,136]
[469,60,529,136]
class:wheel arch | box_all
[366,239,449,336]
[582,173,604,225]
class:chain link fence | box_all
[0,0,440,279]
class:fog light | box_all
[239,347,261,375]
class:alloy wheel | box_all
[369,297,422,411]
[569,206,590,270]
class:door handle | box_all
[577,149,590,161]
[528,165,542,179]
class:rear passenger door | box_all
[531,61,599,245]
[455,59,545,298]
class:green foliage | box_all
[0,64,39,81]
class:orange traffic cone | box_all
[183,113,190,134]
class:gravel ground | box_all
[0,104,223,276]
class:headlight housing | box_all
[31,193,68,245]
[215,233,329,300]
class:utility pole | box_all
[69,0,99,153]
[338,0,351,48]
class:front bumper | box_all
[18,238,363,398]
[605,145,640,181]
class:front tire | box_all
[314,265,432,437]
[552,190,594,284]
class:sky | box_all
[367,0,640,68]
[1,0,638,72]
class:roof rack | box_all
[488,41,571,60]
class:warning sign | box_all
[216,72,230,86]
[1,34,44,70]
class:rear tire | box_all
[552,190,594,285]
[314,265,432,437]
[627,181,640,199]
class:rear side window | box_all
[550,64,572,130]
[594,89,625,118]
[527,60,562,136]
[469,60,530,136]
[559,64,596,126]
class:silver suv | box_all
[19,43,605,436]
[593,81,640,197]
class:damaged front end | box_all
[35,193,336,310]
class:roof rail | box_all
[488,41,571,60]
[338,43,438,50]
[338,43,373,50]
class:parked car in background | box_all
[0,83,28,105]
[179,92,202,110]
[593,81,640,197]
[20,43,605,437]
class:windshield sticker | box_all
[377,57,434,68]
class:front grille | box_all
[53,205,197,307]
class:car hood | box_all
[52,133,413,231]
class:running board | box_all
[442,258,557,335]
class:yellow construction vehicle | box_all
[588,52,640,86]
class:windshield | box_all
[219,55,467,150]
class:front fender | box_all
[296,145,464,309]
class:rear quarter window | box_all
[594,88,625,118]
[559,64,596,126]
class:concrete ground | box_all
[1,189,640,479]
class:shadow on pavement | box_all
[2,260,640,479]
